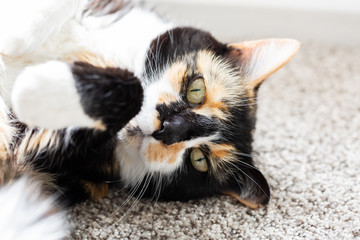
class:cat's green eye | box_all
[186,78,206,105]
[190,148,208,172]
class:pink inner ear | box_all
[228,38,300,90]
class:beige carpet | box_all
[66,42,360,239]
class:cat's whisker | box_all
[151,172,163,203]
[114,161,146,206]
[223,164,243,189]
[103,179,122,184]
[107,175,144,222]
[114,172,154,224]
[107,160,146,220]
[226,158,259,173]
[236,94,270,106]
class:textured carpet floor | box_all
[66,42,360,239]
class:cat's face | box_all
[117,27,299,208]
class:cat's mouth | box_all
[120,119,158,150]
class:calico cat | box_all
[0,0,300,238]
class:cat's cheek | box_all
[116,141,147,187]
[140,138,185,173]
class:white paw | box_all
[11,61,96,129]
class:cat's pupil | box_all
[186,78,206,105]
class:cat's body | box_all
[0,0,299,238]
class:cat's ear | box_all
[222,168,270,209]
[227,38,300,94]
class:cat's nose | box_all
[152,115,190,145]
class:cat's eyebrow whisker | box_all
[238,95,269,104]
[226,157,260,172]
[223,164,243,189]
[237,152,256,159]
[236,98,269,108]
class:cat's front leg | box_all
[12,61,143,132]
[0,0,87,56]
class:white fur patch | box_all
[83,8,173,77]
[11,61,96,129]
[0,0,87,56]
[135,72,178,135]
[0,177,66,240]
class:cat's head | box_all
[117,27,299,208]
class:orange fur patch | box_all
[156,62,187,105]
[152,113,161,131]
[207,143,237,183]
[93,120,106,131]
[165,61,187,93]
[158,92,178,105]
[222,191,263,209]
[146,142,185,164]
[82,181,109,200]
[26,130,58,152]
[210,143,236,159]
[69,51,117,68]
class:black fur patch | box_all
[144,27,227,81]
[72,62,143,133]
[153,102,218,145]
[23,128,119,205]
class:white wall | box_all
[144,0,360,46]
[147,0,360,13]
